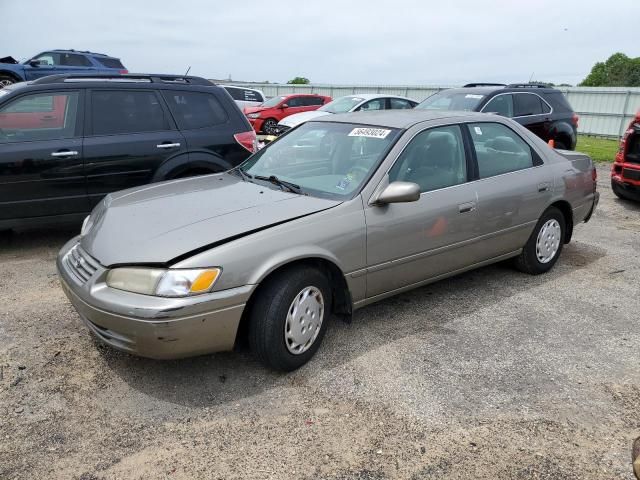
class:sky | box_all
[2,0,639,86]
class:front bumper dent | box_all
[57,237,253,359]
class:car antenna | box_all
[184,66,191,76]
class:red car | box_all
[612,110,640,201]
[0,93,69,129]
[244,94,331,135]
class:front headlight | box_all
[246,113,261,119]
[106,267,221,297]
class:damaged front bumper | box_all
[57,236,252,359]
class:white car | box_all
[276,94,418,134]
[222,85,266,110]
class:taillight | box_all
[234,130,257,153]
[118,69,128,74]
[572,113,579,128]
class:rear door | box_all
[513,93,547,138]
[83,89,187,208]
[466,121,552,258]
[0,89,86,222]
[364,124,481,298]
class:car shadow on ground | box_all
[0,227,78,255]
[97,241,607,410]
[613,197,640,212]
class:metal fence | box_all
[218,82,640,138]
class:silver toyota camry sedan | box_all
[57,110,599,371]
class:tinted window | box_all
[482,94,514,117]
[390,98,414,110]
[0,92,79,143]
[163,91,228,130]
[305,96,325,106]
[358,99,385,111]
[91,90,168,135]
[540,99,552,114]
[97,57,125,69]
[468,122,533,178]
[545,92,573,113]
[224,87,242,100]
[60,53,92,67]
[243,89,264,103]
[514,93,543,116]
[286,97,304,107]
[389,125,467,193]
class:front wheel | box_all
[515,206,565,274]
[248,266,332,371]
[0,74,16,88]
[262,118,278,135]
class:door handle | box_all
[458,201,476,213]
[51,150,79,157]
[538,182,551,192]
[156,142,181,149]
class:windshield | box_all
[240,122,401,199]
[417,91,485,111]
[319,96,365,114]
[260,96,286,108]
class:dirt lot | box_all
[1,164,639,479]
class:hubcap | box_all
[536,219,562,264]
[264,120,277,134]
[0,79,14,88]
[284,286,324,355]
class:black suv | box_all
[0,74,256,229]
[417,83,579,150]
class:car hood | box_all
[80,174,341,266]
[278,110,331,127]
[243,106,271,114]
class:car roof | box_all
[282,93,326,98]
[438,85,559,96]
[223,85,264,93]
[312,109,488,129]
[48,49,116,58]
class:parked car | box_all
[276,94,418,134]
[57,110,599,371]
[417,83,580,150]
[611,111,640,201]
[0,49,128,87]
[244,94,331,135]
[222,85,265,110]
[0,74,256,230]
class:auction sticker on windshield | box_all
[348,127,391,139]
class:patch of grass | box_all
[575,135,619,163]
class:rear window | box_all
[96,57,125,69]
[224,86,263,103]
[163,91,228,130]
[544,92,573,113]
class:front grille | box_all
[622,168,640,181]
[63,244,99,285]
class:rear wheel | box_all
[554,140,567,150]
[515,206,565,274]
[262,118,278,135]
[248,266,331,371]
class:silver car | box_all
[57,110,599,371]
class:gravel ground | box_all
[1,164,639,479]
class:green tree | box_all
[580,53,640,87]
[287,77,310,85]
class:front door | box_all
[83,89,187,208]
[364,124,481,298]
[0,90,86,222]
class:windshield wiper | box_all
[230,167,253,182]
[253,175,304,194]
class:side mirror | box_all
[281,104,289,109]
[28,59,42,67]
[376,181,421,204]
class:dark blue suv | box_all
[0,50,127,87]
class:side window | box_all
[306,97,325,106]
[514,93,543,116]
[34,52,59,66]
[286,97,302,107]
[482,94,514,117]
[540,98,552,114]
[388,125,467,193]
[390,98,413,110]
[0,91,79,143]
[468,122,534,178]
[224,87,242,101]
[243,89,263,103]
[60,53,92,67]
[163,91,228,130]
[91,90,168,135]
[358,99,386,111]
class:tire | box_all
[515,206,565,274]
[554,140,567,150]
[0,74,17,88]
[611,180,637,201]
[262,118,278,135]
[248,266,332,371]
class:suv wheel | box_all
[0,74,16,88]
[515,206,565,274]
[262,118,278,135]
[248,266,331,371]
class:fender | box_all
[151,150,233,182]
[0,67,25,82]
